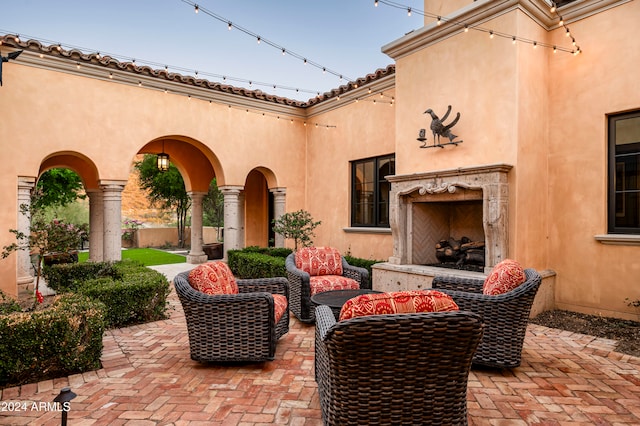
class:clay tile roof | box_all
[1,34,395,108]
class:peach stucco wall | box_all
[304,89,396,261]
[546,0,640,318]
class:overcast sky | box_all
[0,0,425,101]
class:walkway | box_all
[2,263,640,425]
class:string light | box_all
[179,0,354,83]
[194,4,199,13]
[375,0,582,55]
[1,30,334,100]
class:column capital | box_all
[18,176,36,189]
[188,191,209,198]
[270,187,287,196]
[99,180,127,191]
[219,185,244,196]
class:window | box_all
[608,111,640,234]
[351,154,395,227]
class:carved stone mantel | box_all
[386,164,513,270]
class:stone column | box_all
[100,181,126,262]
[16,176,36,287]
[86,189,104,262]
[187,191,208,264]
[270,187,287,247]
[238,191,246,248]
[220,186,244,258]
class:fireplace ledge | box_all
[372,262,486,293]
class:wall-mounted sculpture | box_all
[0,50,23,87]
[418,105,463,148]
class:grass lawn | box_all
[78,248,187,266]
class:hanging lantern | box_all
[157,141,170,171]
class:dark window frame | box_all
[350,154,395,228]
[608,110,640,234]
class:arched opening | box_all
[244,169,272,247]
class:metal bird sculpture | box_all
[421,105,463,148]
[0,50,23,87]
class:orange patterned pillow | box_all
[339,290,459,321]
[188,261,239,295]
[483,259,526,295]
[295,247,343,276]
[272,294,288,323]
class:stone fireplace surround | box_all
[372,164,513,292]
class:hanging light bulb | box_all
[257,36,261,44]
[489,31,494,39]
[533,41,537,49]
[566,28,571,37]
[374,0,378,7]
[559,19,564,26]
[553,46,557,53]
[157,141,170,172]
[512,36,517,45]
[464,25,469,33]
[437,16,442,26]
[228,22,232,30]
[282,48,286,55]
[550,4,556,13]
[407,7,411,16]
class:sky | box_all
[0,0,426,101]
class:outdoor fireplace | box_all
[386,164,512,273]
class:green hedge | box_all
[0,293,105,388]
[43,260,170,329]
[344,255,385,277]
[227,247,292,279]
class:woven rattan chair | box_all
[431,268,542,369]
[286,247,369,323]
[174,270,289,362]
[314,305,483,426]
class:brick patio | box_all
[2,270,640,425]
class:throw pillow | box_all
[483,259,526,295]
[339,290,459,321]
[295,246,343,276]
[188,261,239,295]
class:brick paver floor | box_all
[2,279,640,425]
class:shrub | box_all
[228,247,292,279]
[42,260,170,329]
[344,255,385,277]
[80,270,170,328]
[0,293,105,388]
[0,290,21,315]
[43,261,122,292]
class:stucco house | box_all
[0,0,638,320]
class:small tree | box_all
[271,210,321,251]
[135,155,190,248]
[2,192,86,306]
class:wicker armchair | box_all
[174,270,289,362]
[431,268,542,369]
[286,247,370,323]
[315,305,483,426]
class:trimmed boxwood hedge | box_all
[43,260,171,329]
[0,293,105,388]
[227,247,292,279]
